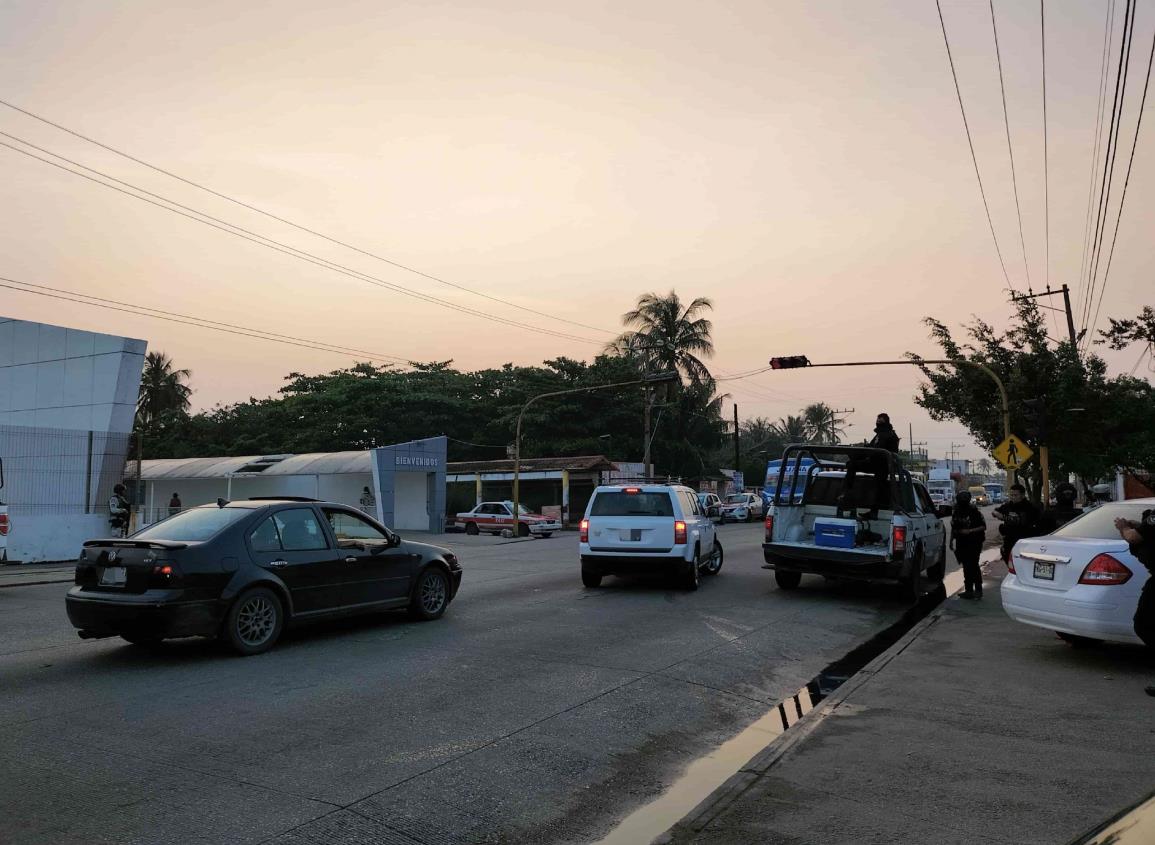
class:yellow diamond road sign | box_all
[993,434,1033,470]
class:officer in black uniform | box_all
[1044,482,1084,532]
[1114,509,1155,697]
[840,413,901,519]
[950,491,987,599]
[992,483,1041,564]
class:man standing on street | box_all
[992,483,1041,564]
[951,491,987,600]
[1114,509,1155,697]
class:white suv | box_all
[579,484,723,590]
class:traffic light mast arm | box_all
[772,357,1013,489]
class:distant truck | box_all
[762,445,950,598]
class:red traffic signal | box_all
[769,355,811,370]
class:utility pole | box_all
[733,403,740,474]
[1011,285,1078,348]
[643,386,652,479]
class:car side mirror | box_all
[388,532,402,548]
[936,505,953,518]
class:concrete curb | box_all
[662,548,1004,841]
[0,576,73,589]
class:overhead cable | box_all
[0,98,614,336]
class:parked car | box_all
[1001,499,1152,646]
[579,484,723,590]
[720,492,763,523]
[66,498,462,655]
[762,446,950,597]
[696,492,723,522]
[455,501,561,538]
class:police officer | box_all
[840,413,901,519]
[992,483,1041,564]
[950,490,987,600]
[108,484,130,537]
[1046,482,1083,531]
[1114,508,1155,697]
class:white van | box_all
[580,484,722,590]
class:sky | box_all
[1,0,1152,464]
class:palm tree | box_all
[609,291,715,385]
[802,403,846,444]
[137,352,192,430]
[772,414,812,443]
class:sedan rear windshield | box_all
[590,492,675,517]
[133,507,252,542]
[1051,503,1151,540]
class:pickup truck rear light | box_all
[0,513,9,536]
[764,514,774,542]
[891,525,906,556]
[579,519,589,543]
[1078,554,1132,585]
[674,520,687,544]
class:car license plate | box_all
[99,566,127,587]
[1033,561,1055,581]
[630,529,642,542]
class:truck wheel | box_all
[581,567,603,588]
[902,552,923,602]
[465,522,479,535]
[927,547,946,583]
[775,570,802,590]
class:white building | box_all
[0,317,146,561]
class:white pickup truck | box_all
[761,446,951,598]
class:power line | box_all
[1081,0,1136,347]
[1040,0,1050,291]
[935,0,1014,289]
[0,136,602,347]
[0,275,411,363]
[990,0,1031,287]
[0,98,615,337]
[1088,22,1155,344]
[1076,0,1117,326]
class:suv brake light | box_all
[624,487,641,494]
[891,525,906,556]
[1078,554,1132,585]
[0,513,9,536]
[674,520,687,544]
[579,519,589,543]
[764,514,774,542]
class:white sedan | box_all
[719,493,764,523]
[1001,499,1152,645]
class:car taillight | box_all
[579,519,589,543]
[1079,554,1132,586]
[891,525,906,556]
[674,520,687,544]
[1006,552,1015,574]
[624,487,640,494]
[0,513,8,536]
[148,562,181,586]
[764,514,774,542]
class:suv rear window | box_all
[590,492,675,517]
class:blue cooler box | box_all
[813,517,857,549]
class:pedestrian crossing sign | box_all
[993,434,1033,470]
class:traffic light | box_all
[769,355,811,370]
[1023,398,1049,443]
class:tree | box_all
[976,457,993,476]
[802,403,846,444]
[609,291,715,385]
[136,352,192,432]
[909,299,1155,498]
[772,414,812,442]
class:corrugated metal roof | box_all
[261,451,373,475]
[135,455,263,480]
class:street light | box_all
[766,354,1015,490]
[511,371,678,536]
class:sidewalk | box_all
[666,559,1155,844]
[0,562,75,589]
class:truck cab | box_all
[762,445,951,597]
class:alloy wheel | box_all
[236,596,277,646]
[420,571,448,615]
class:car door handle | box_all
[344,556,358,564]
[268,560,288,568]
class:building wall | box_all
[0,318,146,561]
[370,437,447,533]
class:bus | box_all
[761,457,820,509]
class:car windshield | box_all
[591,492,674,517]
[724,495,747,504]
[133,507,251,542]
[1051,503,1151,540]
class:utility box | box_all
[813,517,857,549]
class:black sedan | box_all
[66,498,462,655]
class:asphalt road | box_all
[1,523,930,845]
